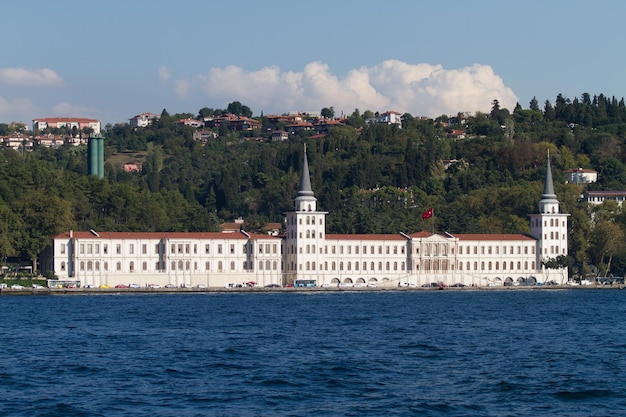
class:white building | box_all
[33,117,101,135]
[565,167,597,184]
[41,150,569,287]
[41,231,283,288]
[129,113,159,128]
[582,190,626,207]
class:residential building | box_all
[565,168,597,184]
[33,117,101,135]
[583,190,626,207]
[129,113,159,128]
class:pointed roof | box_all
[297,144,315,198]
[542,154,557,200]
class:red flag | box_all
[421,208,433,220]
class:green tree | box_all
[321,107,335,119]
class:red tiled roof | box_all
[451,234,535,241]
[326,233,407,241]
[54,231,280,240]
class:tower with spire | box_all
[529,153,569,279]
[283,145,328,285]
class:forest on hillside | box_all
[2,93,626,278]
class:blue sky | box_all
[2,0,625,126]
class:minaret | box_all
[284,145,327,285]
[530,153,569,280]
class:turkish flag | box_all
[421,208,433,220]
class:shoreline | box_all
[0,284,623,296]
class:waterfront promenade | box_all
[0,284,622,295]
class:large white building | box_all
[41,149,569,288]
[33,117,101,135]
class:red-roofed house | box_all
[33,117,101,134]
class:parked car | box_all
[115,284,128,288]
[32,284,45,289]
[164,284,176,288]
[194,284,208,289]
[147,284,161,289]
[129,283,141,288]
[11,284,24,290]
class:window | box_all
[116,244,121,255]
[80,261,85,271]
[87,244,93,254]
[142,261,147,271]
[155,244,160,254]
[79,244,84,254]
[205,244,210,254]
[61,261,66,271]
[103,244,108,254]
[60,244,66,255]
[116,262,121,271]
[185,244,190,254]
[218,244,222,254]
[129,244,134,255]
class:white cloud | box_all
[173,79,190,98]
[158,66,170,82]
[181,60,518,117]
[0,67,63,87]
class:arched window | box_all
[306,216,310,225]
[306,261,310,270]
[378,262,383,271]
[142,261,147,271]
[259,261,263,270]
[370,262,374,270]
[87,261,93,271]
[339,262,344,271]
[386,262,390,271]
[80,261,85,271]
[230,261,235,270]
[347,262,351,271]
[129,261,134,272]
[266,260,270,270]
[311,262,315,271]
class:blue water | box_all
[0,290,625,416]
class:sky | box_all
[2,0,626,127]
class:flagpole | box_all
[431,208,435,234]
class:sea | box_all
[0,289,625,417]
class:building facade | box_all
[41,150,569,287]
[33,117,101,134]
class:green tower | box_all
[88,133,104,178]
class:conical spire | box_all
[542,153,557,200]
[297,144,314,198]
